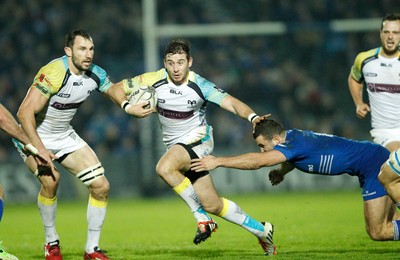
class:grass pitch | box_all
[1,190,399,259]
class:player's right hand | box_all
[126,101,155,118]
[355,103,370,119]
[34,147,58,181]
[190,155,218,172]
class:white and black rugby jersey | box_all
[31,55,111,138]
[350,47,400,129]
[122,68,229,147]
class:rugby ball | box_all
[128,85,157,109]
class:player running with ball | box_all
[108,39,276,256]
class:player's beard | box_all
[71,56,91,72]
[381,38,400,57]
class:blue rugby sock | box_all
[0,198,3,222]
[392,220,400,240]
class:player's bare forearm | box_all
[0,104,31,144]
[220,95,255,121]
[348,74,364,107]
[106,81,128,106]
[191,153,271,172]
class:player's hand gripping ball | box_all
[128,85,158,109]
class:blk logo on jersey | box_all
[73,82,83,86]
[380,63,393,68]
[170,89,183,95]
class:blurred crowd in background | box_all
[0,0,396,163]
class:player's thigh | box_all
[364,195,394,229]
[379,162,399,186]
[157,145,191,173]
[61,145,109,190]
[193,174,222,208]
[60,144,99,173]
[385,141,400,152]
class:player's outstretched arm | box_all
[0,103,31,145]
[219,95,258,122]
[191,150,287,172]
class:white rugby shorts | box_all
[168,125,214,158]
[370,128,400,147]
[14,128,87,161]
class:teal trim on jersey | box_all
[91,65,111,92]
[11,138,23,150]
[201,125,212,142]
[194,73,228,105]
[61,55,68,68]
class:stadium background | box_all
[0,0,396,201]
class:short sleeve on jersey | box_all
[90,65,111,92]
[122,69,166,95]
[350,48,379,82]
[32,58,67,99]
[191,73,229,105]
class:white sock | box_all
[37,194,59,243]
[86,195,107,253]
[219,198,264,237]
[173,178,210,222]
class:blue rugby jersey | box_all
[274,129,389,177]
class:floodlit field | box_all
[1,190,398,259]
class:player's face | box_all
[255,135,278,152]
[380,20,400,57]
[65,36,94,74]
[164,53,192,85]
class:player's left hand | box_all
[191,155,218,172]
[268,169,285,186]
[252,114,271,132]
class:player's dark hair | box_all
[65,29,92,48]
[381,13,400,30]
[253,119,284,140]
[164,39,191,60]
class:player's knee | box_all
[39,174,61,189]
[366,226,389,241]
[90,177,110,200]
[156,160,169,178]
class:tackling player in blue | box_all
[191,117,400,241]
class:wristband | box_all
[121,100,129,109]
[25,143,38,155]
[247,113,259,123]
[121,100,132,113]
